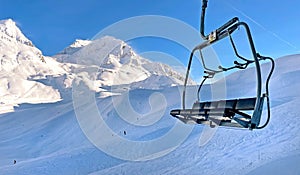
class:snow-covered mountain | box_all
[0,19,192,113]
[54,36,192,90]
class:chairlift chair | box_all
[170,0,275,130]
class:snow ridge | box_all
[0,19,33,47]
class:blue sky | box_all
[1,0,299,64]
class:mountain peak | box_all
[56,39,91,56]
[0,18,33,46]
[54,36,136,63]
[69,39,91,48]
[0,18,15,26]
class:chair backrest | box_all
[192,97,257,111]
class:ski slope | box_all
[0,54,300,175]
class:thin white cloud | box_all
[225,2,300,53]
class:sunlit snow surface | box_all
[0,54,300,174]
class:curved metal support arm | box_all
[218,61,250,71]
[199,49,223,73]
[197,77,208,101]
[182,49,196,109]
[256,55,275,129]
[229,32,254,63]
[234,22,262,129]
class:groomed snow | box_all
[0,54,299,174]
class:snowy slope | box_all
[0,54,299,175]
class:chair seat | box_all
[170,97,262,128]
[192,97,257,110]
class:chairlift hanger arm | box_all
[200,0,239,39]
[200,0,208,38]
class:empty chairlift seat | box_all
[170,97,265,128]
